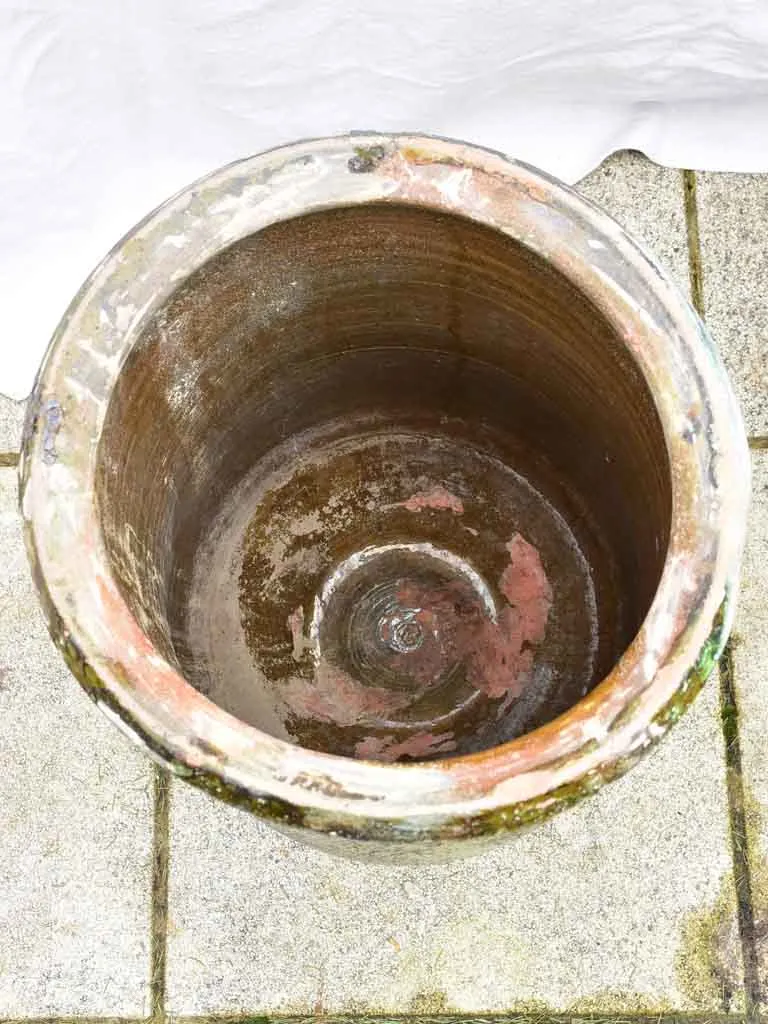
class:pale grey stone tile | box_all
[167,676,738,1015]
[728,449,768,1004]
[697,173,768,435]
[0,394,25,453]
[0,468,153,1016]
[165,153,738,1017]
[577,151,690,296]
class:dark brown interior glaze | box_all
[96,202,672,762]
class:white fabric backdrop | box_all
[3,0,768,397]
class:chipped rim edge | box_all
[18,132,750,843]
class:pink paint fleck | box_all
[281,533,552,738]
[286,605,308,662]
[468,607,533,698]
[499,533,554,644]
[280,657,410,727]
[393,578,486,687]
[464,533,551,700]
[354,731,457,762]
[389,534,552,705]
[402,485,464,515]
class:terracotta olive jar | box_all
[20,134,749,863]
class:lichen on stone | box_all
[676,876,741,1010]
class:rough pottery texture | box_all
[20,134,749,863]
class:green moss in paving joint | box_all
[150,765,171,1024]
[568,992,675,1015]
[407,991,453,1015]
[502,1001,560,1017]
[197,1019,270,1024]
[0,1019,152,1024]
[682,169,705,317]
[170,1013,745,1023]
[676,872,742,1011]
[739,784,768,1012]
[719,642,762,1015]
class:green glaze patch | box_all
[400,145,464,168]
[431,755,640,842]
[348,145,388,174]
[653,594,730,731]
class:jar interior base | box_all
[180,418,612,761]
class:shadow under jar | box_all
[21,135,748,862]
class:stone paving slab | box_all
[697,173,768,436]
[0,394,26,453]
[164,152,740,1017]
[577,151,690,297]
[166,677,738,1016]
[0,468,154,1016]
[0,153,743,1018]
[729,449,768,1005]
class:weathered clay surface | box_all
[19,134,749,860]
[184,428,596,761]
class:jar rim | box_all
[19,132,749,841]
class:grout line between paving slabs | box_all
[150,766,171,1024]
[169,1015,749,1024]
[682,170,705,316]
[0,1014,752,1024]
[170,1015,748,1024]
[721,644,762,1014]
[0,1019,150,1024]
[682,168,761,1016]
